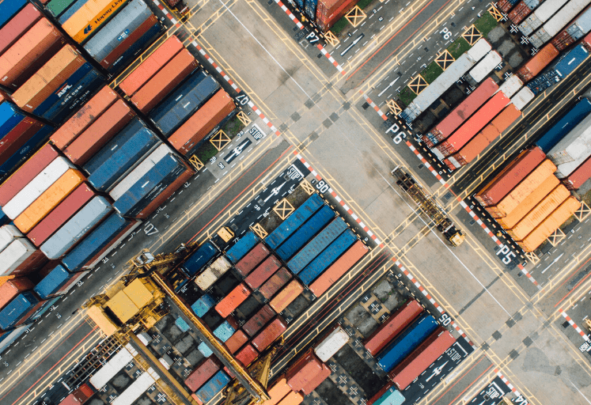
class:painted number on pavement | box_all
[496,245,516,264]
[387,123,407,144]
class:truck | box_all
[551,5,591,50]
[528,0,591,49]
[535,98,591,153]
[519,0,569,36]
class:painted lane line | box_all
[495,369,528,401]
[151,0,181,27]
[318,45,346,75]
[560,309,590,341]
[363,93,388,121]
[293,152,384,248]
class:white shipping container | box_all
[0,225,23,253]
[195,268,218,291]
[314,326,349,362]
[556,157,590,178]
[0,239,38,276]
[468,51,502,83]
[137,332,153,346]
[109,144,172,200]
[520,0,569,35]
[209,256,231,277]
[511,87,535,110]
[90,344,135,390]
[159,354,173,370]
[498,75,524,98]
[84,220,142,270]
[112,370,159,405]
[568,7,591,40]
[549,113,591,164]
[466,38,492,62]
[3,157,74,219]
[529,0,591,48]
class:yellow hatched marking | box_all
[463,25,482,45]
[251,223,268,239]
[408,74,428,95]
[188,155,204,171]
[346,6,366,27]
[435,49,455,70]
[210,130,231,151]
[273,199,294,220]
[237,110,251,126]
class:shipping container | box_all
[235,343,258,366]
[191,294,216,317]
[277,205,335,261]
[260,267,292,300]
[537,98,591,152]
[226,329,248,354]
[300,363,331,395]
[226,231,258,264]
[0,0,28,29]
[509,1,539,25]
[316,0,357,32]
[0,325,28,354]
[252,317,287,352]
[89,344,135,389]
[131,49,198,113]
[389,328,456,390]
[0,291,41,329]
[62,0,130,43]
[195,370,230,403]
[236,243,270,277]
[262,378,291,405]
[213,320,235,342]
[314,326,349,362]
[552,5,591,50]
[304,0,317,19]
[512,87,535,111]
[563,155,591,189]
[0,115,46,167]
[554,44,589,79]
[185,358,220,392]
[243,304,276,337]
[215,284,250,318]
[86,120,161,192]
[286,350,322,392]
[550,112,591,166]
[498,0,519,13]
[195,268,219,291]
[245,255,281,290]
[118,35,184,96]
[111,370,158,405]
[198,341,213,358]
[0,18,65,90]
[0,4,42,58]
[528,0,591,49]
[270,280,303,313]
[475,147,546,206]
[367,384,405,405]
[57,0,92,23]
[183,241,218,276]
[0,125,54,183]
[519,0,569,36]
[0,238,46,276]
[299,229,357,285]
[364,300,424,356]
[376,313,439,372]
[266,193,324,249]
[34,264,78,299]
[60,383,95,405]
[150,71,220,136]
[0,278,33,310]
[468,51,502,83]
[135,165,192,220]
[277,391,304,405]
[422,78,498,147]
[169,89,236,155]
[518,197,581,251]
[47,0,80,18]
[40,196,112,260]
[0,225,23,253]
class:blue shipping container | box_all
[276,205,335,261]
[377,314,439,372]
[175,317,191,332]
[29,297,61,322]
[86,120,161,191]
[107,21,162,73]
[58,0,90,23]
[0,209,9,227]
[294,0,304,9]
[299,229,357,285]
[266,193,324,249]
[196,370,231,403]
[374,388,406,405]
[0,0,27,28]
[536,98,591,153]
[0,292,40,330]
[0,102,26,138]
[213,321,235,342]
[198,341,213,357]
[304,0,317,20]
[192,294,216,317]
[62,212,131,272]
[0,326,28,355]
[554,45,589,79]
[0,125,53,182]
[34,265,74,300]
[41,197,113,260]
[226,231,258,264]
[150,71,220,136]
[183,241,218,276]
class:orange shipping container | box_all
[215,283,251,318]
[486,160,557,218]
[508,185,570,241]
[262,378,291,405]
[496,175,560,229]
[277,392,304,405]
[14,169,86,233]
[51,87,119,150]
[269,280,304,314]
[62,0,129,44]
[0,19,65,90]
[518,197,581,252]
[64,100,135,164]
[169,90,236,155]
[517,44,560,82]
[131,49,198,113]
[119,36,184,96]
[12,46,86,113]
[490,104,521,133]
[0,279,34,310]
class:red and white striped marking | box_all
[363,94,388,121]
[495,369,526,399]
[152,0,181,27]
[293,152,384,248]
[560,309,590,341]
[273,0,304,29]
[318,45,345,75]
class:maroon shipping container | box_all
[475,148,546,206]
[316,0,357,32]
[517,44,560,82]
[235,344,258,367]
[0,4,42,58]
[245,255,281,290]
[286,350,323,392]
[135,167,194,219]
[100,15,159,69]
[563,155,591,190]
[497,0,514,12]
[364,300,424,356]
[301,363,331,395]
[27,183,96,246]
[184,358,221,392]
[0,143,59,207]
[225,330,248,354]
[0,117,45,165]
[61,383,94,405]
[259,268,292,300]
[242,305,276,337]
[235,243,270,277]
[508,1,533,25]
[10,249,47,276]
[389,327,456,390]
[367,382,396,405]
[63,100,135,164]
[252,317,287,352]
[131,49,198,113]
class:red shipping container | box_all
[0,4,42,58]
[475,147,546,206]
[184,358,220,392]
[389,327,456,390]
[584,33,591,50]
[61,383,94,405]
[563,155,591,190]
[215,283,251,318]
[309,241,368,297]
[242,304,276,337]
[135,167,194,219]
[236,344,258,367]
[517,44,560,82]
[252,317,287,352]
[508,2,533,25]
[497,0,514,12]
[364,300,423,356]
[245,255,281,290]
[119,35,184,96]
[225,330,248,354]
[64,100,134,165]
[0,279,34,310]
[434,92,510,158]
[27,183,95,246]
[316,0,357,32]
[51,87,119,150]
[235,243,270,277]
[0,144,59,207]
[100,15,159,69]
[260,268,292,300]
[131,49,198,113]
[300,363,331,395]
[423,78,498,147]
[0,118,45,165]
[286,350,323,392]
